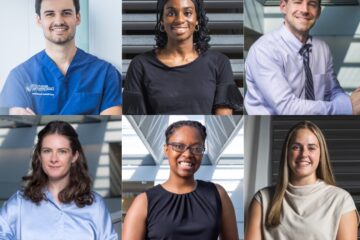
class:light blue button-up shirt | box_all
[245,24,352,115]
[0,190,118,240]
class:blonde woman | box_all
[245,121,359,240]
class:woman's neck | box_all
[162,175,197,194]
[163,39,197,56]
[290,175,318,186]
[47,177,69,204]
[157,43,198,67]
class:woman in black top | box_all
[123,0,243,115]
[122,120,239,240]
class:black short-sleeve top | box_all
[145,180,222,240]
[123,50,243,114]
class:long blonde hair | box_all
[265,121,335,228]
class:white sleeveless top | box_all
[255,180,358,240]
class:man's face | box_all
[280,0,321,40]
[37,0,80,46]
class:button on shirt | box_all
[0,48,122,115]
[0,191,118,240]
[245,24,352,115]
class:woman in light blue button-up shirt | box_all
[0,121,118,240]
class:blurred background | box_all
[0,0,122,114]
[244,115,360,239]
[244,0,360,93]
[122,115,244,239]
[122,0,244,113]
[0,116,121,238]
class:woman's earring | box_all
[160,24,165,32]
[195,24,200,32]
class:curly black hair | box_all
[154,0,211,53]
[165,120,207,144]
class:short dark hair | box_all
[284,0,321,6]
[155,0,210,53]
[35,0,80,16]
[22,121,93,208]
[165,120,207,144]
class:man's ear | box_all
[279,0,287,14]
[76,13,81,26]
[36,15,42,27]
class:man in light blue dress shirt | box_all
[245,0,360,115]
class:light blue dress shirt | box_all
[245,24,352,115]
[0,190,118,240]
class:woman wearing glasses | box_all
[122,120,238,239]
[123,0,243,115]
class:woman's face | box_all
[161,0,198,44]
[164,126,204,178]
[40,134,78,183]
[288,128,321,184]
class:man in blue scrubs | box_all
[0,0,122,115]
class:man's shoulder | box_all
[77,49,113,67]
[248,28,283,57]
[311,37,331,53]
[10,50,45,74]
[253,28,282,47]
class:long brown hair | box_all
[266,121,335,228]
[22,121,93,208]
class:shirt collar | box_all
[44,187,63,209]
[280,23,313,54]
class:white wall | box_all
[0,0,122,92]
[244,116,272,214]
[89,0,122,71]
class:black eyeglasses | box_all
[167,142,205,155]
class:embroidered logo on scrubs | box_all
[26,84,55,96]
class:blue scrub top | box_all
[0,48,122,115]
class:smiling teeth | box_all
[296,161,310,166]
[179,162,193,167]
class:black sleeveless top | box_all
[145,180,222,240]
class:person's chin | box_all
[176,168,195,178]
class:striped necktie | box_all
[299,43,315,100]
